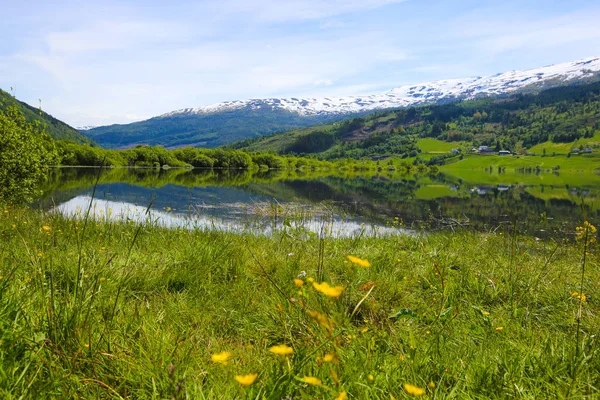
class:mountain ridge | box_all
[83,56,600,149]
[160,56,600,117]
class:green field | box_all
[529,134,600,155]
[416,139,464,154]
[1,205,599,398]
[442,154,600,173]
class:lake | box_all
[36,167,600,238]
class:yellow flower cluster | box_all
[347,255,371,268]
[572,292,587,302]
[576,221,597,244]
[211,351,232,364]
[298,376,321,386]
[234,373,257,386]
[404,383,425,396]
[269,344,294,356]
[313,281,344,297]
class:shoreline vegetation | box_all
[0,204,598,398]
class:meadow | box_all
[1,202,599,399]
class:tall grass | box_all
[0,204,599,398]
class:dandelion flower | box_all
[298,376,321,386]
[367,374,374,382]
[42,225,51,231]
[211,351,232,364]
[482,311,490,316]
[313,282,344,297]
[334,392,348,400]
[572,292,587,302]
[269,344,294,356]
[495,326,504,332]
[347,255,371,268]
[323,353,335,362]
[294,279,304,287]
[234,373,258,386]
[428,381,436,389]
[404,383,425,396]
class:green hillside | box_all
[83,108,346,149]
[230,82,600,160]
[0,89,95,145]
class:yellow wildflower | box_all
[495,326,504,332]
[313,282,344,297]
[269,344,294,356]
[334,392,348,400]
[347,255,371,267]
[572,292,587,302]
[234,373,258,386]
[482,311,490,316]
[428,381,436,389]
[211,351,232,364]
[42,225,51,231]
[576,221,597,243]
[404,383,425,396]
[298,376,321,386]
[294,279,304,287]
[307,277,314,283]
[368,374,374,382]
[323,353,335,362]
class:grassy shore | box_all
[1,205,599,399]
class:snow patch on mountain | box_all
[160,57,600,118]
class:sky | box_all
[2,0,600,127]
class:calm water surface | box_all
[37,167,600,238]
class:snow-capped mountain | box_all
[84,56,600,149]
[162,57,600,118]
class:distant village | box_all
[470,145,593,155]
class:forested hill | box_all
[229,81,600,159]
[0,89,95,145]
[82,108,343,149]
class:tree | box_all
[0,106,58,202]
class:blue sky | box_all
[2,0,600,127]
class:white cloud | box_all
[220,0,408,22]
[12,26,413,125]
[313,79,334,86]
[448,8,600,56]
[45,21,190,53]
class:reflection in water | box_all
[37,167,600,237]
[55,196,406,238]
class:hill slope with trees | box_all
[230,82,600,160]
[0,89,95,145]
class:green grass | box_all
[442,154,600,172]
[416,139,464,154]
[529,133,600,155]
[529,142,577,155]
[1,205,599,398]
